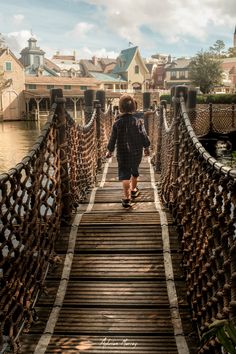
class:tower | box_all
[234,26,236,48]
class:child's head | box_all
[119,94,136,113]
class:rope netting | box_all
[0,94,114,352]
[158,87,236,353]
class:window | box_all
[179,70,186,79]
[170,71,177,79]
[5,62,12,71]
[47,85,54,90]
[135,65,139,74]
[80,86,87,90]
[27,84,36,90]
[34,56,40,66]
[64,85,71,90]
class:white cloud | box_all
[70,22,95,37]
[76,46,119,59]
[3,30,32,55]
[85,0,236,46]
[13,14,25,25]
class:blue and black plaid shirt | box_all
[107,113,150,165]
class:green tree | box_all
[209,39,226,57]
[188,51,223,94]
[227,47,236,57]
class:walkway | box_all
[20,157,197,353]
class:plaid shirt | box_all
[107,113,150,165]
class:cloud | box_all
[70,22,95,37]
[13,14,25,25]
[73,46,119,59]
[84,0,236,46]
[3,30,32,55]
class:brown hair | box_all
[119,94,136,113]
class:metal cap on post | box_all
[96,90,106,111]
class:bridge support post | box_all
[51,88,72,221]
[94,100,102,171]
[96,90,106,112]
[155,100,166,172]
[187,88,197,125]
[172,85,188,203]
[143,92,151,134]
[84,89,96,124]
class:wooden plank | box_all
[94,188,154,203]
[57,225,180,253]
[54,308,174,334]
[91,202,157,212]
[20,334,179,354]
[80,212,162,225]
[38,280,169,306]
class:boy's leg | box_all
[122,179,131,199]
[130,176,138,191]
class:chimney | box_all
[92,55,97,66]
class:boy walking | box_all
[106,94,150,208]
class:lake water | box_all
[0,120,47,174]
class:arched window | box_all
[135,65,139,74]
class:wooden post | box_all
[155,100,166,172]
[172,85,188,201]
[96,90,106,111]
[94,100,102,170]
[143,92,151,134]
[51,88,72,220]
[209,103,213,133]
[187,88,197,125]
[232,104,235,128]
[84,89,96,124]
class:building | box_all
[24,75,99,119]
[234,26,236,48]
[51,52,82,77]
[112,46,149,91]
[0,35,25,120]
[164,58,191,89]
[218,57,236,93]
[20,37,58,77]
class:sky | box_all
[0,0,236,61]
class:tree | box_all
[188,51,223,94]
[209,40,226,57]
[227,47,236,57]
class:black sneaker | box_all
[121,199,132,208]
[131,188,140,198]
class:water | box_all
[0,119,47,174]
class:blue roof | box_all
[89,71,127,82]
[112,46,138,74]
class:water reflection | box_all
[0,119,47,174]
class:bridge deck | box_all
[20,157,197,353]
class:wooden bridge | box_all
[0,86,236,354]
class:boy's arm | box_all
[106,124,117,157]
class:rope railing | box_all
[159,85,236,353]
[0,88,114,353]
[0,103,61,353]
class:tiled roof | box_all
[89,72,127,82]
[52,55,76,61]
[80,59,103,72]
[112,46,138,74]
[165,58,191,70]
[25,76,99,85]
[100,58,117,66]
[44,58,61,72]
